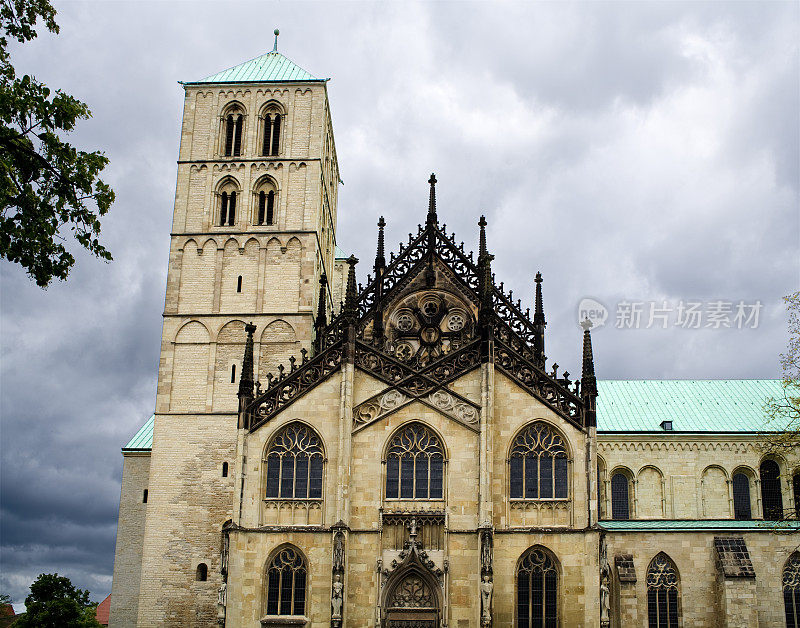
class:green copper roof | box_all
[335,245,348,259]
[187,51,324,85]
[599,519,800,531]
[596,380,782,433]
[122,414,154,451]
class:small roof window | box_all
[660,420,674,431]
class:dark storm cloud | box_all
[1,0,797,612]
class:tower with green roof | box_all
[109,39,341,626]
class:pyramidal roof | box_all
[186,51,325,85]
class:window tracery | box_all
[264,423,324,500]
[509,422,569,500]
[646,553,679,628]
[785,552,800,628]
[381,292,475,368]
[385,423,444,500]
[516,546,558,628]
[264,546,307,617]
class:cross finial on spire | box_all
[478,215,487,258]
[272,28,280,52]
[375,216,386,272]
[427,173,437,225]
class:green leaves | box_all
[0,0,114,286]
[13,573,102,628]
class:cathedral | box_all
[109,44,800,627]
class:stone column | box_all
[614,554,638,628]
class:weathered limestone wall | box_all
[226,530,333,628]
[607,531,798,627]
[109,452,150,628]
[136,414,237,626]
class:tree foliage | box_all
[13,573,101,627]
[0,0,114,287]
[763,291,800,455]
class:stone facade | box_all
[110,49,800,628]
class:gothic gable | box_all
[242,174,595,433]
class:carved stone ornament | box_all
[353,390,410,427]
[425,389,479,425]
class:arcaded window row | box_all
[602,458,799,522]
[262,420,570,505]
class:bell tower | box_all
[122,39,340,627]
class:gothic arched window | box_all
[223,108,244,157]
[647,553,680,628]
[264,423,324,500]
[760,459,784,521]
[732,472,752,520]
[262,109,282,156]
[264,546,307,616]
[509,422,569,500]
[784,552,800,628]
[516,546,558,628]
[385,423,444,500]
[611,472,631,520]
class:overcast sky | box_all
[0,0,797,612]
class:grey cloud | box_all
[1,0,797,611]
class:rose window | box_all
[385,294,473,367]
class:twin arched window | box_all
[265,423,324,500]
[509,422,569,500]
[255,178,277,226]
[264,546,307,616]
[262,110,282,156]
[218,181,238,227]
[516,546,558,628]
[647,553,680,628]
[385,423,444,500]
[223,109,243,157]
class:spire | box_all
[580,318,598,426]
[238,323,256,423]
[533,271,546,367]
[272,28,279,52]
[374,216,386,273]
[344,255,359,318]
[315,273,328,327]
[426,173,438,226]
[581,319,596,381]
